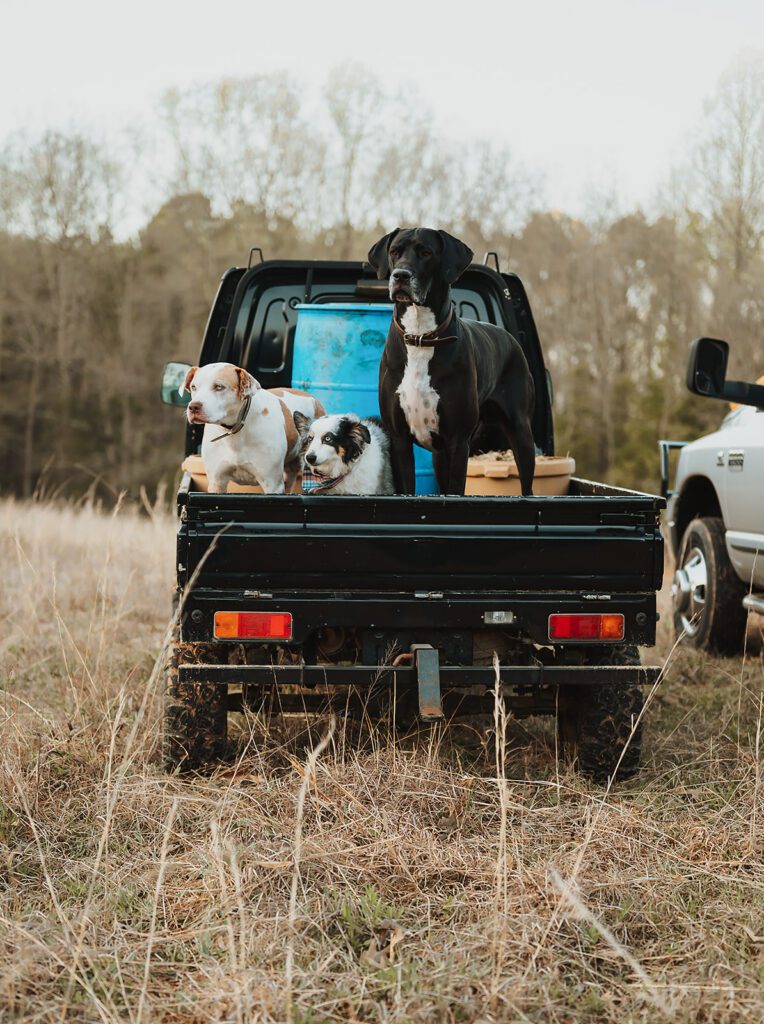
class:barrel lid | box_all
[294,303,393,312]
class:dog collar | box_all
[209,395,252,443]
[392,305,457,347]
[301,464,343,494]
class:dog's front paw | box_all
[259,479,286,494]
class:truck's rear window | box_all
[228,283,497,383]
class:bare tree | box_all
[692,53,764,374]
[324,64,387,254]
[160,75,325,228]
[695,53,764,274]
[452,140,540,238]
[8,130,119,243]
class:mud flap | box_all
[411,644,445,722]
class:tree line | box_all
[0,57,762,500]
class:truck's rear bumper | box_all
[178,662,661,687]
[179,660,660,720]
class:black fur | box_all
[367,228,400,280]
[370,227,536,496]
[337,418,371,463]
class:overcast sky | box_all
[3,0,763,225]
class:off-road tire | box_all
[673,516,747,656]
[557,645,644,782]
[163,626,227,773]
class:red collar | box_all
[392,305,458,346]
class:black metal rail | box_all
[178,663,661,687]
[225,690,557,718]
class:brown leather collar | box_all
[391,305,458,347]
[209,394,252,442]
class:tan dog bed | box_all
[181,455,305,494]
[182,453,573,497]
[466,453,575,496]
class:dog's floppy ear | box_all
[234,367,258,399]
[438,231,474,284]
[367,228,400,280]
[345,419,371,460]
[293,410,312,444]
[181,366,199,395]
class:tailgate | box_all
[178,486,664,645]
[180,489,663,593]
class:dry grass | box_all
[1,496,763,1023]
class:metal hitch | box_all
[411,644,444,722]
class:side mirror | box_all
[686,337,728,397]
[161,361,192,407]
[686,337,764,408]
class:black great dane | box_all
[369,227,536,496]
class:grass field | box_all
[1,497,763,1023]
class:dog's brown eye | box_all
[418,248,431,258]
[389,249,400,259]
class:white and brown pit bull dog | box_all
[182,362,325,493]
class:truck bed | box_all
[177,476,664,649]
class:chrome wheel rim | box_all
[672,545,708,637]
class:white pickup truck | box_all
[661,338,764,654]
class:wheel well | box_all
[675,476,722,546]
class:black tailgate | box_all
[180,488,663,594]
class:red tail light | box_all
[214,611,293,640]
[548,613,624,641]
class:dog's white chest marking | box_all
[396,306,440,450]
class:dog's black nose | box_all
[305,452,317,465]
[391,268,411,281]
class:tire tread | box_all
[557,645,644,782]
[163,626,227,773]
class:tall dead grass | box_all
[1,497,763,1023]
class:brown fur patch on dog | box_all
[214,364,254,399]
[261,407,269,415]
[271,387,306,397]
[234,367,252,399]
[279,399,299,455]
[183,366,199,394]
[347,421,371,448]
[270,388,325,417]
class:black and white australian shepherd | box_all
[293,412,394,495]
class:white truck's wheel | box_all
[673,516,747,655]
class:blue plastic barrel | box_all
[291,303,437,494]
